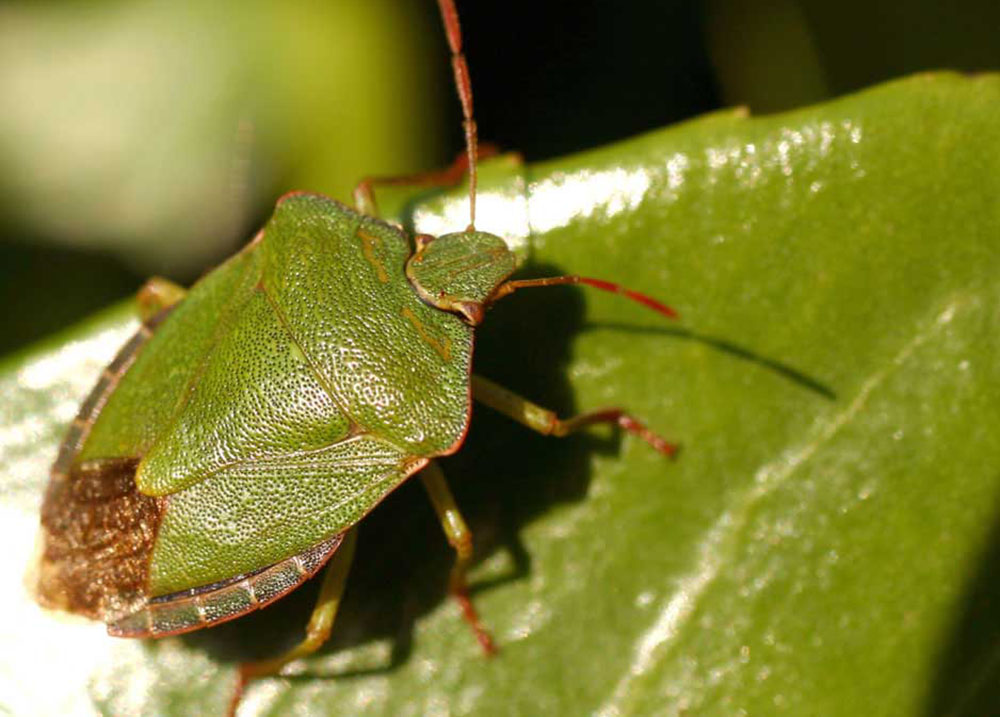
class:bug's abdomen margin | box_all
[109,533,343,637]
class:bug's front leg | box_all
[136,276,187,322]
[228,528,358,717]
[471,374,678,457]
[352,144,506,218]
[420,460,496,655]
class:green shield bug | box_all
[36,0,680,713]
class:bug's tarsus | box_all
[227,674,247,717]
[435,0,478,231]
[420,461,497,654]
[454,586,497,655]
[491,276,680,321]
[555,408,679,458]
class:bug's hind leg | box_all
[472,374,678,457]
[228,529,358,717]
[136,277,187,323]
[420,460,496,655]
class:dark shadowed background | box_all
[0,0,997,353]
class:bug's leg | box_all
[352,143,506,218]
[228,528,358,717]
[420,460,496,655]
[136,277,187,323]
[472,374,678,457]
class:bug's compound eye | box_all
[406,231,517,324]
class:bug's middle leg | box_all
[472,374,678,457]
[420,460,496,655]
[228,528,358,717]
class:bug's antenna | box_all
[436,0,479,231]
[492,276,680,320]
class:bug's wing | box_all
[41,432,424,619]
[79,240,263,466]
[128,195,477,499]
[40,231,352,619]
[136,287,353,496]
[146,436,426,596]
[260,194,476,456]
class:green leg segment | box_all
[228,528,358,717]
[471,374,677,457]
[420,461,496,654]
[136,276,187,322]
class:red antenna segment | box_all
[435,0,479,231]
[493,276,680,321]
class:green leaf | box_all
[3,73,999,716]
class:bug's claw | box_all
[453,585,497,656]
[614,414,678,458]
[227,669,249,717]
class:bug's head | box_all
[405,231,517,325]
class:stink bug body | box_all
[36,0,680,712]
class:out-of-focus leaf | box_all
[0,0,442,272]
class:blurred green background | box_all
[1,0,998,354]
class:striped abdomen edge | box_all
[109,534,343,637]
